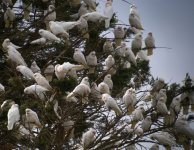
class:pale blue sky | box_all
[99,0,194,84]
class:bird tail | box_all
[105,19,110,28]
[127,105,134,115]
[7,122,13,130]
[67,92,74,99]
[147,48,153,56]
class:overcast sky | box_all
[99,0,194,84]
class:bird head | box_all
[49,5,55,11]
[12,104,19,108]
[4,38,10,45]
[148,32,153,36]
[105,74,111,80]
[16,65,22,71]
[90,51,96,57]
[34,73,41,78]
[25,108,31,114]
[39,29,44,35]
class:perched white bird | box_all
[150,131,176,146]
[82,128,96,148]
[4,7,15,28]
[141,116,152,132]
[134,126,144,137]
[34,73,52,90]
[73,48,87,66]
[25,108,42,128]
[7,104,20,130]
[131,34,142,56]
[125,47,137,66]
[6,45,27,66]
[90,82,103,104]
[103,39,114,53]
[156,97,169,116]
[2,38,21,52]
[104,0,114,28]
[150,78,165,94]
[102,93,122,116]
[156,89,167,103]
[0,83,5,93]
[30,61,41,73]
[123,88,137,114]
[1,100,15,112]
[16,65,35,80]
[103,74,113,91]
[98,82,110,94]
[150,144,159,150]
[105,55,115,70]
[130,27,142,35]
[77,16,89,39]
[44,65,55,82]
[38,29,61,42]
[67,77,91,103]
[130,4,140,20]
[86,51,97,74]
[129,14,143,30]
[83,0,96,11]
[131,107,144,128]
[55,20,81,31]
[24,84,49,100]
[55,62,84,80]
[114,26,125,47]
[136,50,149,61]
[44,5,56,30]
[115,42,127,57]
[145,32,155,56]
[78,2,89,17]
[49,21,69,39]
[82,12,109,23]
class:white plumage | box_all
[102,93,122,116]
[55,21,81,31]
[0,83,5,92]
[141,116,152,132]
[156,97,169,116]
[30,61,41,73]
[131,34,142,56]
[34,73,52,90]
[136,50,149,61]
[25,108,42,128]
[83,0,96,11]
[24,84,49,100]
[103,74,113,91]
[4,7,15,28]
[73,48,87,66]
[145,32,155,56]
[44,5,56,30]
[82,128,96,148]
[7,104,20,130]
[125,47,137,66]
[44,64,55,82]
[39,29,61,42]
[130,4,140,20]
[129,14,143,30]
[2,38,21,51]
[98,82,110,94]
[30,37,47,45]
[104,0,114,28]
[86,51,97,66]
[82,11,109,22]
[105,55,115,70]
[16,65,35,80]
[103,39,114,53]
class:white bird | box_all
[82,11,109,23]
[55,62,84,80]
[83,0,96,11]
[115,42,127,57]
[30,37,47,45]
[16,65,35,80]
[156,89,167,103]
[150,131,176,146]
[98,82,110,94]
[44,5,56,30]
[130,27,142,35]
[25,108,42,128]
[4,7,15,28]
[103,39,114,53]
[156,97,169,116]
[129,14,143,30]
[49,21,69,39]
[145,32,155,56]
[102,93,122,116]
[78,2,89,17]
[2,38,21,52]
[150,78,165,94]
[38,29,61,42]
[30,61,41,73]
[114,26,125,47]
[86,51,97,74]
[131,106,144,128]
[134,126,144,137]
[7,104,20,130]
[123,88,137,114]
[125,47,137,66]
[44,65,55,82]
[136,50,149,61]
[82,128,96,148]
[24,84,49,100]
[67,77,91,103]
[0,83,5,93]
[73,48,87,66]
[34,73,52,90]
[150,144,159,150]
[6,45,27,66]
[103,74,113,91]
[77,16,89,39]
[105,55,115,70]
[141,116,152,132]
[104,0,114,28]
[130,4,140,20]
[131,34,142,56]
[55,20,81,31]
[1,100,15,112]
[90,82,103,104]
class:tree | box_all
[0,0,193,149]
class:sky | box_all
[98,0,194,84]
